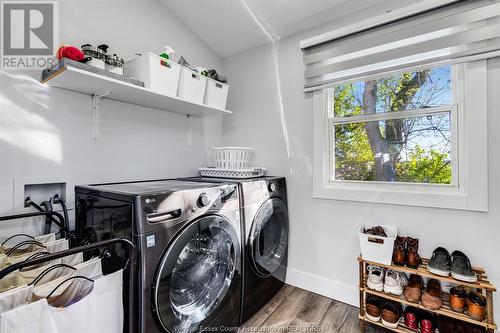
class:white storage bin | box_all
[212,147,253,169]
[177,66,207,104]
[124,52,180,96]
[357,224,398,265]
[204,78,229,109]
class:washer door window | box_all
[153,215,240,333]
[249,198,288,277]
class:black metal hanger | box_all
[46,275,94,299]
[5,240,46,256]
[29,263,77,286]
[1,234,35,247]
[20,251,52,271]
[0,211,66,239]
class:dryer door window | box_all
[249,198,288,277]
[152,215,240,332]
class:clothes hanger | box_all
[24,252,51,261]
[29,263,77,286]
[20,251,52,271]
[1,234,35,247]
[5,240,46,257]
[45,275,94,299]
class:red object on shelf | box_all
[56,45,84,62]
[420,318,435,333]
[404,311,418,329]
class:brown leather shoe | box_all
[381,301,403,329]
[467,291,486,321]
[406,237,421,269]
[449,286,467,313]
[365,295,382,322]
[403,274,423,303]
[393,236,406,266]
[422,279,443,310]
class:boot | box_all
[393,236,406,266]
[406,237,421,269]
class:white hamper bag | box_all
[0,298,52,333]
[1,265,123,333]
[48,269,123,333]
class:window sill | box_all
[313,181,486,212]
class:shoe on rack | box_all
[421,279,443,310]
[365,295,382,322]
[366,266,385,292]
[449,286,467,313]
[403,274,423,303]
[467,291,487,321]
[383,270,408,296]
[406,236,421,269]
[381,300,403,329]
[451,251,477,282]
[403,306,419,330]
[363,226,388,237]
[419,312,436,333]
[427,247,451,277]
[392,236,406,266]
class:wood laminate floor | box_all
[240,285,386,333]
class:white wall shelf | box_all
[42,65,232,139]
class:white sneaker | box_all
[367,266,385,292]
[383,270,408,296]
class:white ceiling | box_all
[160,0,455,58]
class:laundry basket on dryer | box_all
[212,147,253,170]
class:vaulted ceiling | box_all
[160,0,459,58]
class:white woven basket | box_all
[212,147,253,170]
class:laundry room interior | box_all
[1,0,499,332]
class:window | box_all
[312,61,488,211]
[330,65,456,185]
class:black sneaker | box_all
[451,251,477,282]
[427,247,451,277]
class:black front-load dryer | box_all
[179,176,289,324]
[76,180,242,333]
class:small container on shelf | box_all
[177,66,207,104]
[124,52,181,96]
[357,224,397,265]
[204,78,229,109]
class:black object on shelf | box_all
[0,238,135,333]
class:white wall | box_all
[222,27,500,319]
[0,0,223,232]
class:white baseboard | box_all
[285,267,359,307]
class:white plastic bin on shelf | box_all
[124,52,180,96]
[357,224,398,265]
[177,66,207,104]
[204,78,229,109]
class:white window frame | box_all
[312,60,488,211]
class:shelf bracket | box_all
[186,114,192,146]
[91,91,112,140]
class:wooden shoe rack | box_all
[358,256,497,333]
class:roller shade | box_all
[302,0,500,92]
